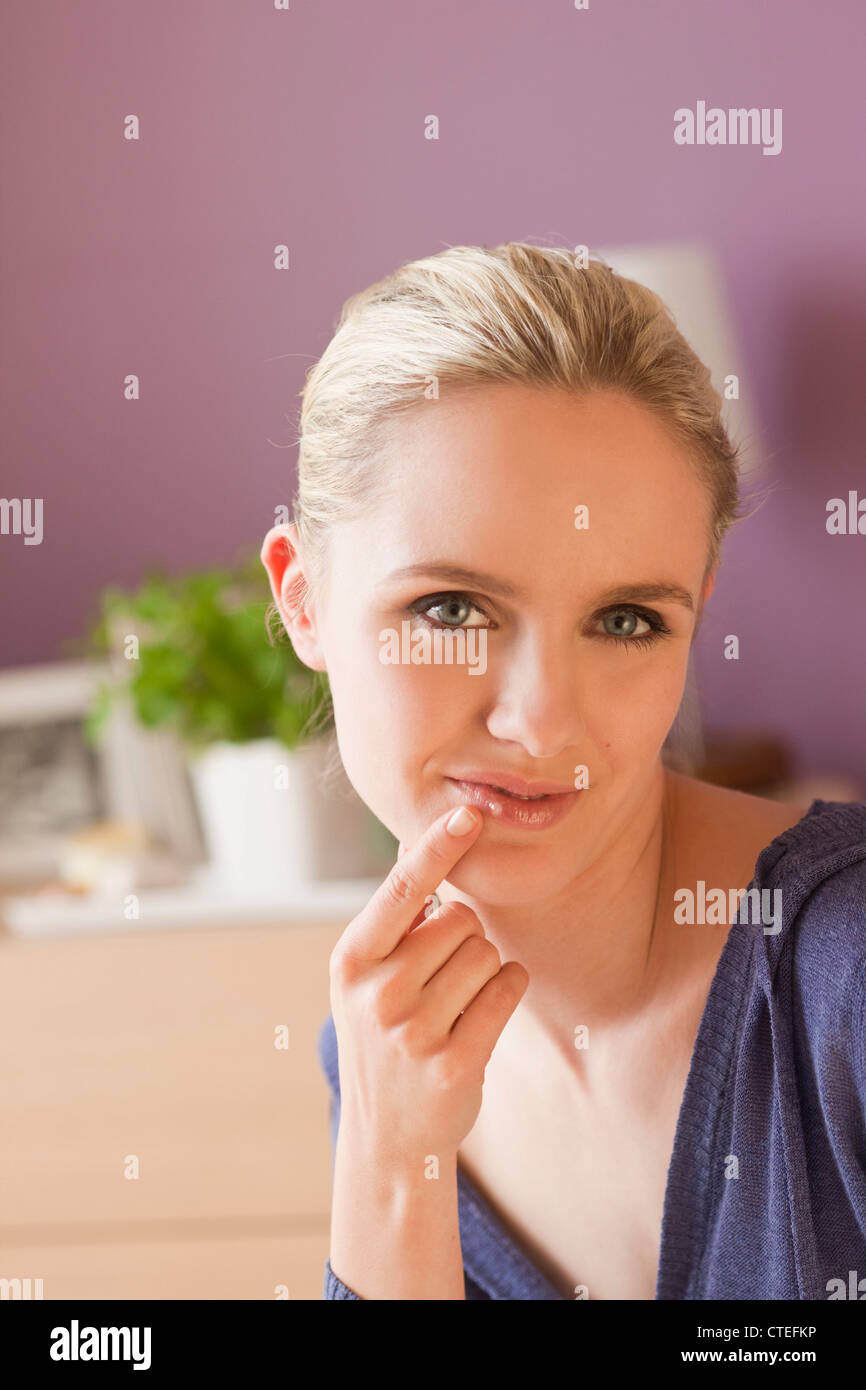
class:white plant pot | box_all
[188,736,383,897]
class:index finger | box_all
[341,804,483,963]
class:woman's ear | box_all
[260,524,327,672]
[695,564,717,627]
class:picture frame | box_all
[0,658,205,893]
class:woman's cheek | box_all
[589,659,685,757]
[378,654,479,722]
[328,656,454,802]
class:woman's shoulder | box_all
[666,769,811,854]
[667,769,866,878]
[665,770,812,898]
[668,770,866,960]
[758,794,866,1003]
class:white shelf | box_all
[1,866,382,939]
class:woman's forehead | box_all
[374,384,703,501]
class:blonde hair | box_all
[287,242,742,620]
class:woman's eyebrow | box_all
[382,562,695,612]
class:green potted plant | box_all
[85,548,392,893]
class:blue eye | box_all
[407,592,491,629]
[598,607,668,651]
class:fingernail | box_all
[446,806,479,835]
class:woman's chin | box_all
[441,840,574,908]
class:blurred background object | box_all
[83,545,394,891]
[595,241,762,481]
[672,728,863,805]
[0,549,395,937]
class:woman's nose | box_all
[483,632,586,760]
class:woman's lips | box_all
[445,777,581,830]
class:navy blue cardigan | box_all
[318,799,866,1299]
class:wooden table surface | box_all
[0,918,344,1300]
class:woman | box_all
[261,243,866,1300]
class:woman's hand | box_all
[330,803,529,1165]
[326,803,528,1297]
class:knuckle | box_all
[485,968,510,998]
[328,943,354,986]
[381,864,420,909]
[370,970,405,1028]
[438,900,481,934]
[462,933,501,970]
[488,962,524,1002]
[395,1013,432,1057]
[430,1047,467,1090]
[510,962,530,991]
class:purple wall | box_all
[2,0,864,781]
